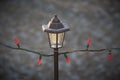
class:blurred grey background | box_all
[0,0,120,80]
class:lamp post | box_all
[42,15,69,80]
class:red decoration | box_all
[37,59,42,65]
[14,38,19,45]
[87,38,91,45]
[66,57,71,63]
[108,54,112,61]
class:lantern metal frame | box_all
[42,15,69,49]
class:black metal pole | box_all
[54,48,59,80]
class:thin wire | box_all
[0,42,53,57]
[0,42,120,57]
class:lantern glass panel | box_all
[48,32,64,48]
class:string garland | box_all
[0,38,120,64]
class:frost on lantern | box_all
[48,33,64,48]
[42,15,70,48]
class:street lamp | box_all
[42,15,69,80]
